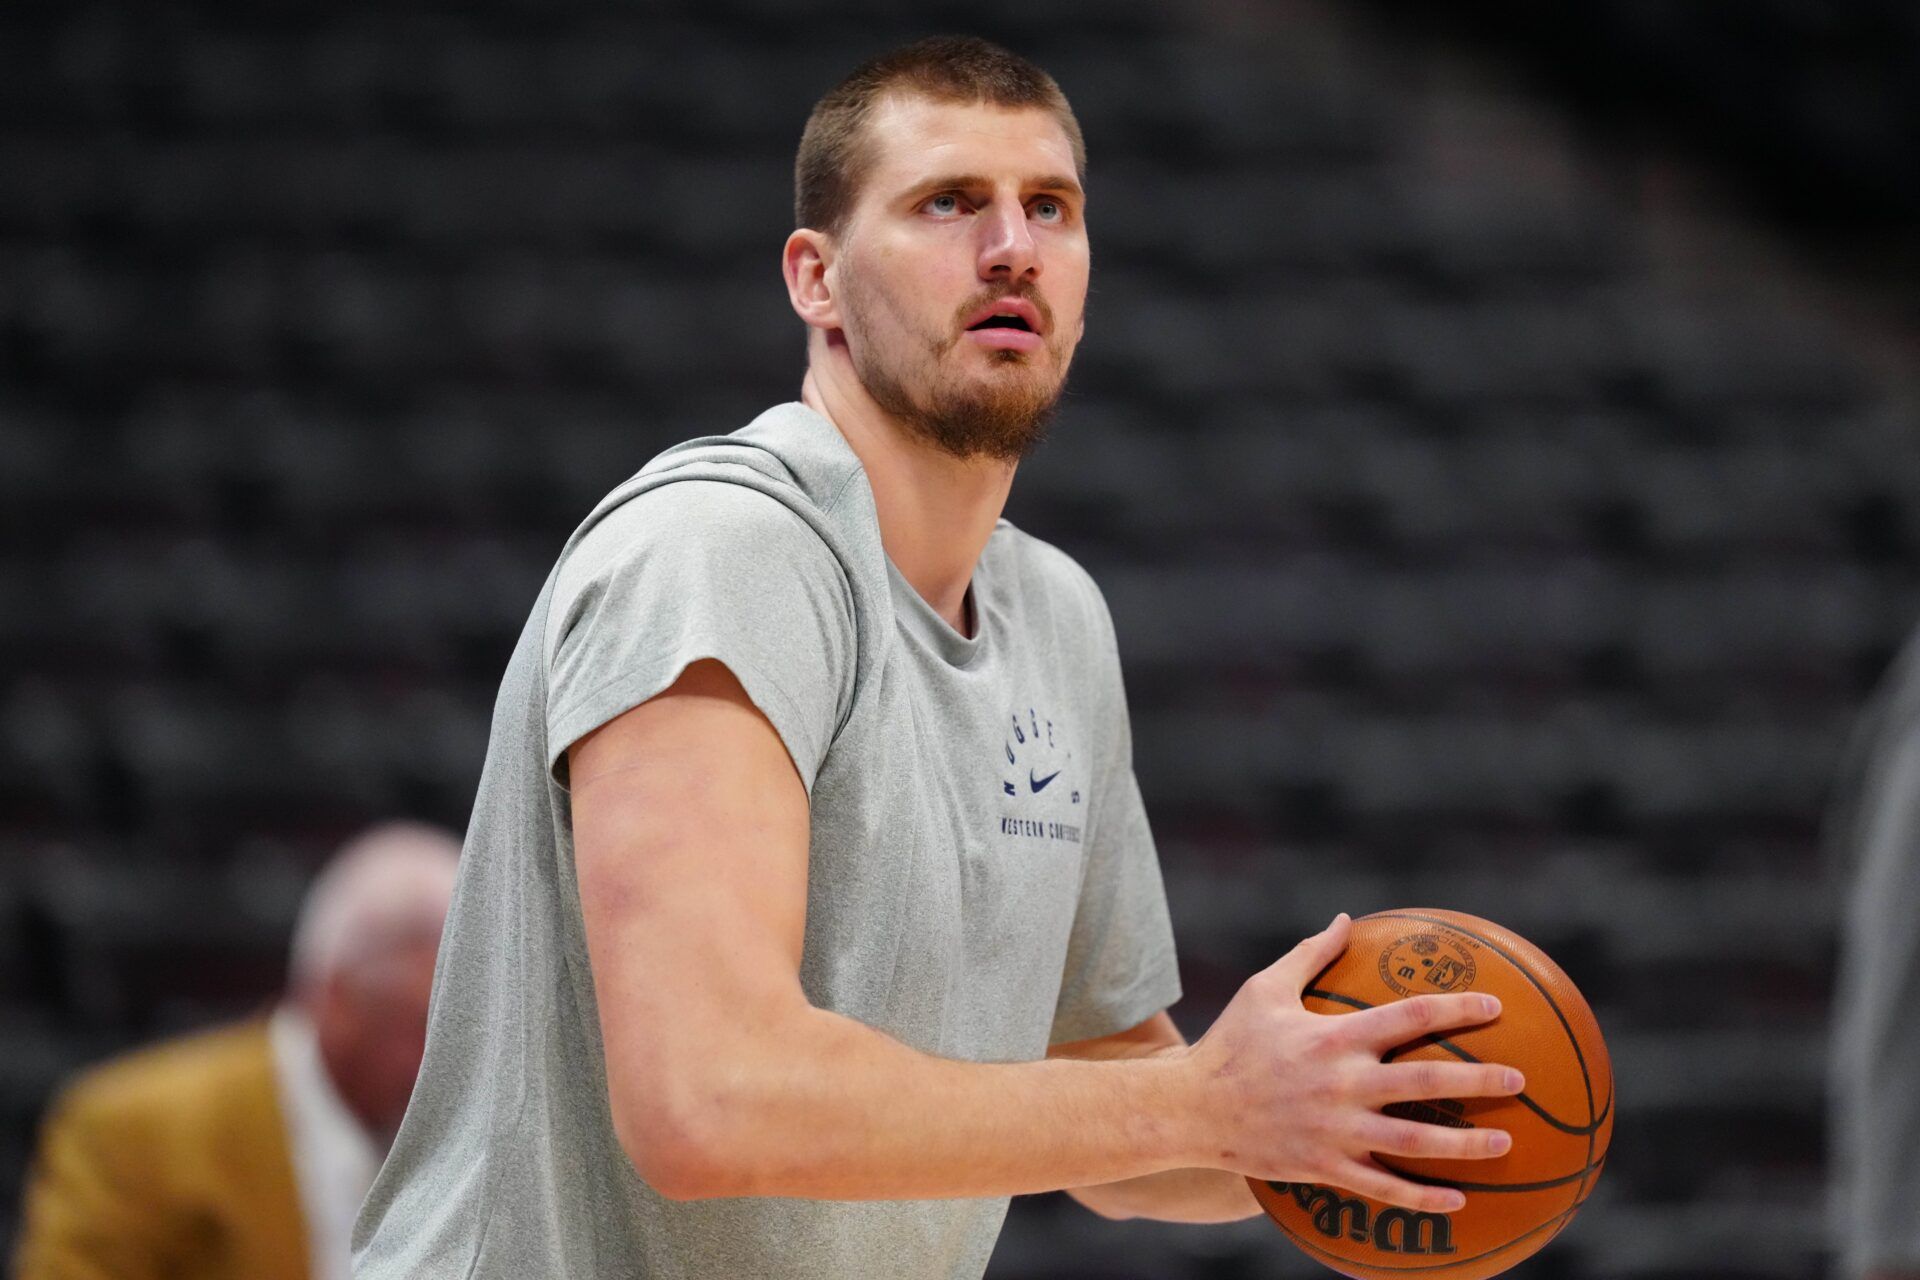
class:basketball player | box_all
[352,36,1525,1278]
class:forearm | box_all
[1067,1165,1263,1223]
[1048,1035,1263,1224]
[645,1005,1204,1202]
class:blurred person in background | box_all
[1829,630,1920,1280]
[11,821,461,1280]
[353,34,1517,1280]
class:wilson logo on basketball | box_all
[1266,1183,1457,1256]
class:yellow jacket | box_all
[12,1018,309,1280]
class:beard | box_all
[842,278,1071,463]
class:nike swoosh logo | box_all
[1029,769,1062,793]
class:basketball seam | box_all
[1371,1157,1604,1195]
[1367,911,1605,1208]
[1366,913,1598,1128]
[1301,988,1611,1137]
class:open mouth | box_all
[962,295,1045,337]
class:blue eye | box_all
[927,194,961,215]
[1033,200,1063,222]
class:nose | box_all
[975,200,1040,282]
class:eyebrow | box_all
[906,172,1085,201]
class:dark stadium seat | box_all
[0,0,1901,1272]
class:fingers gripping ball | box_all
[1250,909,1614,1280]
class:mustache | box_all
[950,284,1054,337]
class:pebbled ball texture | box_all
[1249,908,1613,1280]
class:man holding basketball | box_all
[353,36,1525,1278]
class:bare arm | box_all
[573,659,1521,1209]
[572,659,1191,1201]
[1048,1012,1262,1223]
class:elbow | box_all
[611,1088,744,1202]
[1068,1184,1136,1222]
[604,1005,819,1200]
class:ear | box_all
[783,227,842,333]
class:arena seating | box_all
[2,2,1913,1276]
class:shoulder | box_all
[553,477,850,620]
[542,474,862,742]
[573,403,865,575]
[578,477,833,566]
[48,1020,272,1138]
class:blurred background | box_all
[2,0,1917,1276]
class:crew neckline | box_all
[886,551,989,669]
[769,397,996,670]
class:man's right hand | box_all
[1178,913,1525,1215]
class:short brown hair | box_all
[794,35,1086,238]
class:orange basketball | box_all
[1249,909,1613,1280]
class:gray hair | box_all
[289,821,462,991]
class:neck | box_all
[801,352,1016,638]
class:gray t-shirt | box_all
[352,402,1182,1279]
